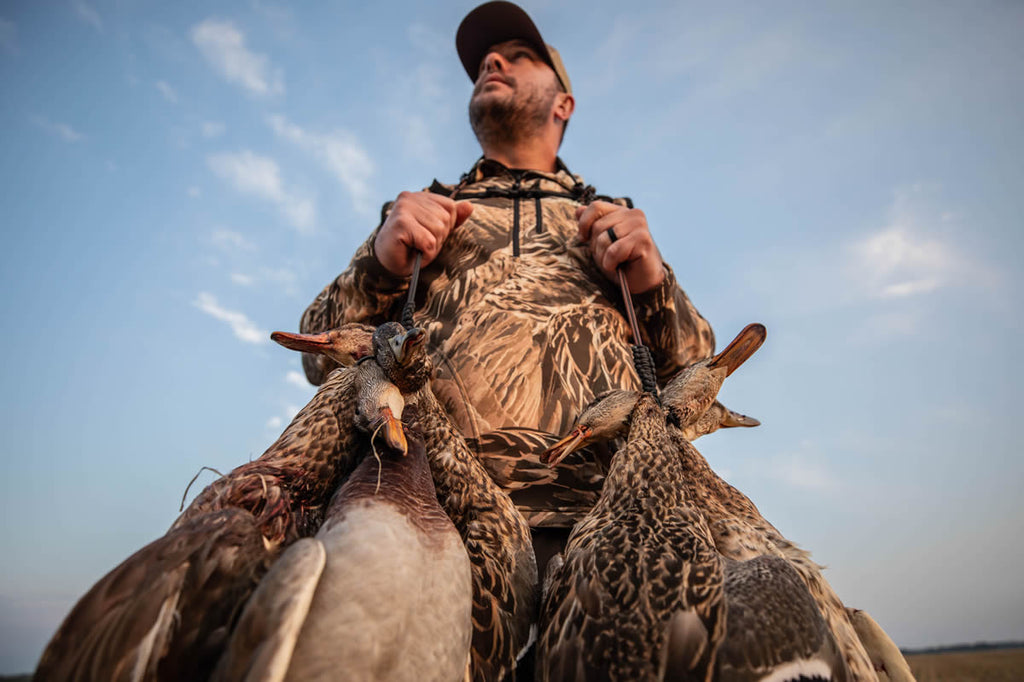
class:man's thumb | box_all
[453,201,474,228]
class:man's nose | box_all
[478,51,507,77]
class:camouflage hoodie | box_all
[300,157,715,527]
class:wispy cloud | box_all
[847,185,993,301]
[0,18,17,54]
[285,370,307,388]
[230,272,254,286]
[193,292,267,344]
[191,18,284,96]
[267,114,374,214]
[72,0,102,32]
[210,228,255,252]
[188,186,201,198]
[207,150,315,231]
[201,121,226,138]
[32,116,83,142]
[155,80,178,103]
[266,415,283,429]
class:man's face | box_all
[468,39,563,147]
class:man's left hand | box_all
[576,201,666,294]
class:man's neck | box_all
[480,144,558,173]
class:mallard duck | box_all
[282,321,538,682]
[536,390,726,681]
[35,324,378,682]
[213,357,473,682]
[541,325,876,681]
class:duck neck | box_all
[326,433,447,524]
[407,389,526,535]
[599,396,689,512]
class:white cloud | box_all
[72,0,102,31]
[847,184,995,301]
[191,18,283,96]
[201,121,226,138]
[230,272,254,286]
[0,18,17,54]
[193,292,267,344]
[32,116,83,142]
[155,80,178,103]
[207,150,315,230]
[267,114,374,214]
[285,370,307,388]
[210,228,255,252]
[266,415,283,429]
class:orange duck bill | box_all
[271,330,334,354]
[541,425,593,467]
[707,323,767,376]
[376,407,409,456]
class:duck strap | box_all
[400,177,473,330]
[615,268,660,396]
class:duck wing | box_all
[175,366,364,542]
[212,539,326,682]
[36,508,270,682]
[716,556,849,682]
[538,515,725,682]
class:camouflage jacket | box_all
[301,157,715,527]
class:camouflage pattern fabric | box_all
[300,157,715,527]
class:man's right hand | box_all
[373,191,474,277]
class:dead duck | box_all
[281,321,538,682]
[536,390,726,681]
[542,325,874,681]
[213,359,473,682]
[35,324,378,682]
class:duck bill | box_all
[270,331,332,354]
[722,409,760,428]
[708,323,766,376]
[541,425,591,467]
[394,327,425,365]
[380,407,408,456]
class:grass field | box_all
[905,647,1024,681]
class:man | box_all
[300,0,713,535]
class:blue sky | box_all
[1,0,1022,673]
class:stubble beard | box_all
[469,78,559,150]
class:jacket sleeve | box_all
[631,263,715,386]
[299,213,409,385]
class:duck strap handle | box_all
[400,251,422,329]
[400,178,471,329]
[616,268,659,396]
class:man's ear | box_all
[553,92,575,124]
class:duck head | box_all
[542,389,640,467]
[663,323,766,430]
[372,322,432,393]
[270,323,375,367]
[356,363,408,456]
